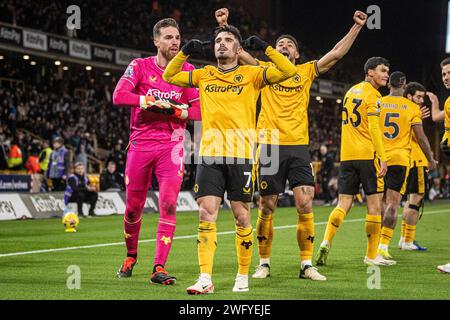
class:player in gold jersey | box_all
[163,25,296,294]
[377,73,437,261]
[316,57,393,266]
[431,58,450,156]
[399,82,438,252]
[215,8,368,280]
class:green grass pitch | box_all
[0,200,449,300]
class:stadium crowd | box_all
[0,0,277,52]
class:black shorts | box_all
[385,165,408,194]
[194,158,255,202]
[257,144,314,196]
[405,166,428,195]
[338,159,384,195]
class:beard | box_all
[161,47,179,61]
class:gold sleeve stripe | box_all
[314,60,320,76]
[188,71,193,87]
[263,67,270,85]
[411,122,422,126]
[445,128,450,131]
[367,112,380,116]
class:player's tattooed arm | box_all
[428,92,445,122]
[317,10,367,74]
[412,124,438,170]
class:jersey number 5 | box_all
[342,98,362,128]
[383,112,400,139]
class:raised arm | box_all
[412,124,437,170]
[428,92,445,122]
[317,11,367,74]
[215,8,258,66]
[244,36,296,84]
[264,46,297,83]
[163,40,206,87]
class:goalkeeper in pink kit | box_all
[112,18,201,284]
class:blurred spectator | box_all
[100,161,125,191]
[25,147,41,192]
[429,177,443,201]
[46,137,69,191]
[64,162,98,217]
[74,144,88,171]
[38,140,52,173]
[6,138,23,170]
[24,150,40,174]
[107,142,126,174]
[318,144,335,205]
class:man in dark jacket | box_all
[100,161,125,191]
[64,162,98,217]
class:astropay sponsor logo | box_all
[48,36,68,54]
[92,46,114,62]
[69,40,91,60]
[146,88,182,101]
[0,194,32,220]
[23,30,47,51]
[93,193,126,215]
[0,26,21,45]
[30,195,65,212]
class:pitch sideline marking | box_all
[0,209,448,258]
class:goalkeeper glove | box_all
[440,138,450,156]
[140,96,188,120]
[243,35,270,52]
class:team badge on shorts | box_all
[260,181,268,190]
[125,175,130,186]
[194,184,199,193]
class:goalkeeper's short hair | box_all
[153,18,179,39]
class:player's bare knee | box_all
[198,206,217,222]
[295,196,312,214]
[383,205,397,227]
[235,213,251,228]
[260,201,276,216]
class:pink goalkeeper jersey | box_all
[116,56,200,151]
